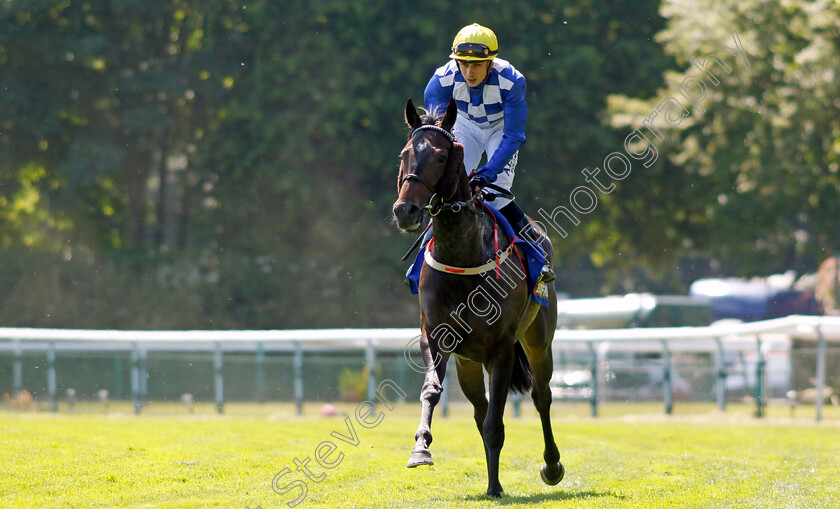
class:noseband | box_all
[399,125,481,216]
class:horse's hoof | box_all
[406,448,434,468]
[486,487,503,498]
[540,462,565,485]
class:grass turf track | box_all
[2,401,839,508]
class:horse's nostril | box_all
[394,203,420,219]
[393,202,423,230]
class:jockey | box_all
[424,23,555,283]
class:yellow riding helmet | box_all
[449,23,499,61]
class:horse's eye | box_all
[436,152,447,163]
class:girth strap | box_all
[424,238,514,276]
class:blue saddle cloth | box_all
[405,204,550,307]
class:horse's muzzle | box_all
[393,201,425,232]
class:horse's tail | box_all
[509,341,534,394]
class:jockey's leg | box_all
[452,118,484,176]
[499,201,555,283]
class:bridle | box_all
[397,123,515,262]
[399,126,521,278]
[399,125,482,217]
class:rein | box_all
[399,123,512,267]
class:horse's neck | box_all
[429,155,492,264]
[431,211,492,266]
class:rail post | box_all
[662,340,673,415]
[13,338,22,395]
[214,342,224,414]
[366,340,377,402]
[815,323,826,422]
[293,342,303,416]
[715,337,726,412]
[48,342,57,412]
[256,342,265,402]
[139,344,148,407]
[114,354,124,400]
[755,336,764,418]
[131,342,141,414]
[588,342,598,418]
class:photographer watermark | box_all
[535,30,750,238]
[400,30,751,375]
[403,246,530,373]
[252,28,754,509]
[268,379,406,508]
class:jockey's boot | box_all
[500,202,556,284]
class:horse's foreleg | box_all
[524,341,564,486]
[483,348,515,498]
[407,335,448,468]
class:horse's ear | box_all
[405,98,422,129]
[440,97,458,132]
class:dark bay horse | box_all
[392,97,564,497]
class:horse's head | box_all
[392,97,465,233]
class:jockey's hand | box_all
[470,166,498,191]
[469,174,489,191]
[473,166,498,183]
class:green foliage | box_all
[337,365,371,402]
[192,0,674,324]
[10,0,835,327]
[607,0,840,279]
[0,0,245,250]
[0,246,212,329]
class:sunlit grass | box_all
[2,401,839,508]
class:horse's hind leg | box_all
[407,334,448,468]
[455,357,489,464]
[523,330,564,485]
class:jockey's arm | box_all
[480,77,527,180]
[423,72,451,119]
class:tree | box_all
[0,0,244,252]
[606,0,840,281]
[0,0,678,327]
[194,0,676,325]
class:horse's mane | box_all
[417,107,444,130]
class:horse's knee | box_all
[482,421,505,450]
[420,381,442,404]
[473,404,488,422]
[531,388,552,414]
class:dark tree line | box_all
[1,0,833,329]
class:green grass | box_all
[2,401,840,508]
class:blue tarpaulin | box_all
[689,278,819,322]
